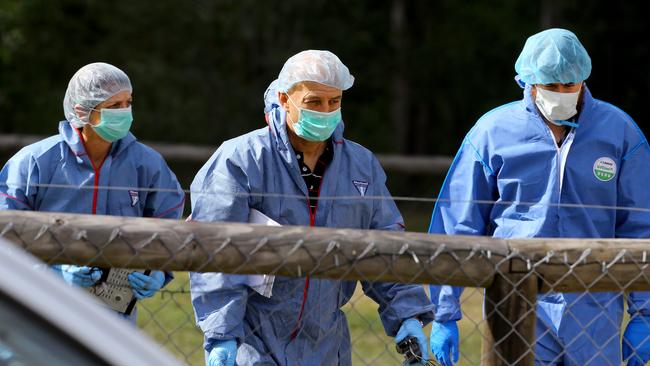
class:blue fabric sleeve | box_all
[362,281,436,336]
[429,285,464,321]
[428,129,497,322]
[189,148,252,345]
[190,272,250,347]
[0,150,38,210]
[362,157,435,336]
[615,132,650,315]
[140,157,182,289]
[143,158,185,219]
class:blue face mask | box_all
[287,96,341,142]
[90,106,133,142]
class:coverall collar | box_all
[58,121,137,159]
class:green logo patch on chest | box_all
[593,157,616,182]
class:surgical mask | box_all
[286,96,341,141]
[534,87,581,128]
[90,106,133,142]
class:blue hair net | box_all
[63,62,132,128]
[515,28,591,85]
[277,50,354,93]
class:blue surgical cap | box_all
[515,28,591,85]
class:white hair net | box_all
[277,50,354,93]
[63,62,132,128]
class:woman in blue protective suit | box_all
[189,50,435,366]
[428,29,650,366]
[0,62,185,321]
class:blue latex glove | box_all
[395,318,428,365]
[54,265,102,287]
[128,270,165,300]
[207,339,237,366]
[430,321,459,366]
[623,315,650,366]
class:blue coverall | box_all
[430,84,650,365]
[0,121,184,320]
[190,106,435,365]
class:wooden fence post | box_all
[482,273,537,366]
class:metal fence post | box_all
[482,273,537,366]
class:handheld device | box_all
[395,336,442,366]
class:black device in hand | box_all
[396,336,422,365]
[396,336,442,366]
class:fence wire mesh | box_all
[1,209,650,366]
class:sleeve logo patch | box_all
[593,157,616,182]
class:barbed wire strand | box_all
[2,181,650,213]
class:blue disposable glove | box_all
[623,315,650,366]
[395,318,428,365]
[430,321,459,366]
[54,265,102,287]
[128,270,165,300]
[207,339,237,366]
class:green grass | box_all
[136,273,485,366]
[137,273,204,365]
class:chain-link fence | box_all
[2,209,650,366]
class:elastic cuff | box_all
[204,337,237,352]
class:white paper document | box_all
[247,209,279,297]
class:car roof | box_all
[0,238,183,366]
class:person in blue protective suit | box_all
[428,28,650,366]
[189,50,435,366]
[0,62,185,321]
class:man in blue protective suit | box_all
[428,29,650,366]
[0,62,185,321]
[189,50,435,366]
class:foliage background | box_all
[2,1,648,158]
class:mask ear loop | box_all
[284,93,302,125]
[87,106,106,128]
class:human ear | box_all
[278,92,291,114]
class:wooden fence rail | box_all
[1,210,649,366]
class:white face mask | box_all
[534,86,581,127]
